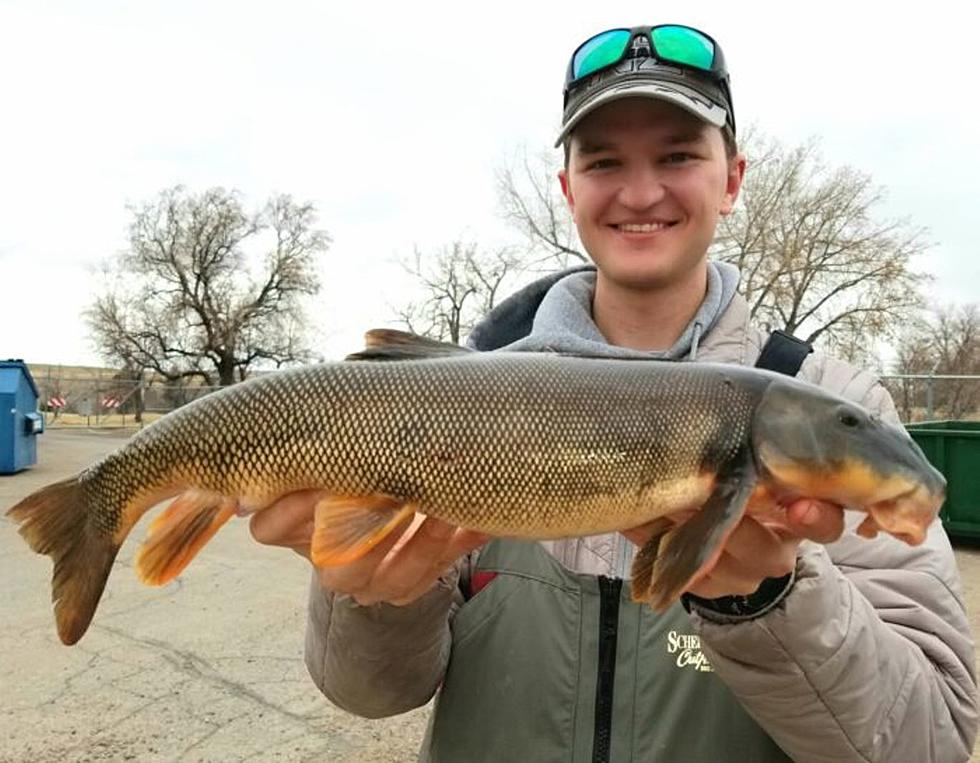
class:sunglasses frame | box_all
[563,24,735,133]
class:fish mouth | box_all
[755,445,944,547]
[859,483,944,546]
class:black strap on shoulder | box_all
[754,329,812,378]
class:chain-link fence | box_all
[29,369,980,429]
[881,375,980,423]
[34,373,223,429]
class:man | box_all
[252,24,978,761]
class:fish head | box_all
[751,379,946,546]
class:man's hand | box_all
[622,500,845,600]
[249,490,489,606]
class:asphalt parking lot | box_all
[0,429,430,762]
[2,429,979,762]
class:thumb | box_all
[785,499,845,544]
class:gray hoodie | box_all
[468,261,740,360]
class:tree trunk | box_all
[218,356,237,387]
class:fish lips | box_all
[862,482,945,545]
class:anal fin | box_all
[635,450,758,611]
[136,490,236,586]
[311,494,415,567]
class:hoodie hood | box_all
[467,261,741,362]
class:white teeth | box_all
[618,222,669,233]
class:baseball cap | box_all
[556,25,735,148]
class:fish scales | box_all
[89,353,761,539]
[7,329,946,644]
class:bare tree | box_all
[111,365,145,422]
[496,133,928,351]
[397,241,524,344]
[891,304,980,420]
[496,147,585,268]
[87,186,329,386]
[712,129,929,352]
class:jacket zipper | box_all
[592,575,622,763]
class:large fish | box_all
[7,330,945,645]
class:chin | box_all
[599,260,680,291]
[595,245,707,293]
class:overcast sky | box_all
[1,1,975,367]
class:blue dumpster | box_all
[0,359,44,474]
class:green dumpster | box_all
[905,421,980,539]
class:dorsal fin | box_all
[345,329,474,362]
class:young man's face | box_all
[559,97,745,293]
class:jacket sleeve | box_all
[691,360,978,762]
[693,527,977,762]
[303,559,469,719]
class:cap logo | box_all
[625,55,669,75]
[628,35,652,59]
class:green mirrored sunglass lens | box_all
[573,29,632,79]
[651,26,714,70]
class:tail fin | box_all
[6,476,119,645]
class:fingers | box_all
[621,514,688,547]
[351,517,489,606]
[682,501,845,600]
[449,529,493,559]
[686,515,798,599]
[784,499,845,543]
[249,489,324,557]
[250,490,488,607]
[316,512,419,597]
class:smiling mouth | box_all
[613,222,677,233]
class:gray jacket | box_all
[305,267,978,761]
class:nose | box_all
[617,164,667,209]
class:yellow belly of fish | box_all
[421,471,717,538]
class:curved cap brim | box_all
[555,80,728,148]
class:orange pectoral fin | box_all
[135,490,237,586]
[311,494,415,567]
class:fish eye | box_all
[838,411,861,428]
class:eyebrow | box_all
[663,129,708,145]
[575,140,614,156]
[574,129,709,156]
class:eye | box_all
[587,158,618,170]
[838,411,861,428]
[663,152,694,164]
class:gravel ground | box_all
[2,428,978,761]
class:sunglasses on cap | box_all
[563,25,735,132]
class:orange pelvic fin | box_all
[135,491,236,586]
[311,494,414,567]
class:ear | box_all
[558,167,575,214]
[719,152,747,216]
